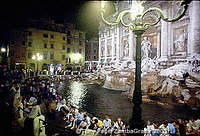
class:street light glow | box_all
[130,1,144,20]
[1,48,6,52]
[72,53,82,60]
[101,1,105,9]
[32,55,36,60]
[32,53,43,61]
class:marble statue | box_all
[141,37,152,58]
[174,31,186,52]
[101,47,104,56]
[107,45,112,55]
[123,40,129,57]
[113,1,119,12]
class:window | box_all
[94,49,96,53]
[66,57,71,63]
[67,31,71,36]
[67,38,72,44]
[10,50,14,56]
[28,41,32,47]
[28,52,32,58]
[79,40,82,45]
[43,34,48,38]
[28,31,32,36]
[43,53,48,59]
[22,53,26,57]
[67,48,70,53]
[44,43,47,48]
[73,48,76,53]
[79,33,83,38]
[79,49,82,54]
[50,53,54,59]
[62,55,65,60]
[50,44,54,49]
[50,35,54,39]
[22,41,26,46]
[62,45,65,50]
[63,36,66,40]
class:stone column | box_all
[188,1,200,57]
[98,33,101,63]
[159,7,169,61]
[111,28,115,61]
[104,31,108,64]
[116,25,120,61]
[167,5,173,58]
[156,30,161,58]
[129,29,134,60]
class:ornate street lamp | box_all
[101,0,191,131]
[32,53,43,76]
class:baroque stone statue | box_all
[141,37,152,58]
[123,40,129,57]
[174,30,186,52]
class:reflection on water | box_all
[62,81,199,122]
[66,81,87,107]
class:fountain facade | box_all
[98,1,200,107]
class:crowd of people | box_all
[0,69,199,136]
[144,119,200,136]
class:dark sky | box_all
[0,0,115,41]
[0,0,88,40]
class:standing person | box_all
[177,119,186,136]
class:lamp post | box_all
[101,0,191,131]
[32,53,43,76]
[0,47,7,66]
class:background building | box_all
[99,1,200,69]
[85,39,99,71]
[9,18,85,72]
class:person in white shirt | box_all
[144,120,155,136]
[102,115,112,134]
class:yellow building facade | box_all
[10,21,85,71]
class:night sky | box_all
[0,0,100,41]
